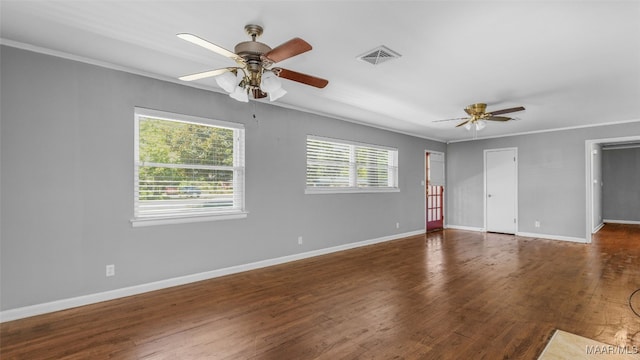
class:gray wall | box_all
[602,147,640,222]
[0,46,444,310]
[446,122,640,239]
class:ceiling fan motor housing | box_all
[234,41,272,59]
[467,103,487,116]
[234,40,272,87]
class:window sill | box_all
[305,188,400,195]
[131,212,248,227]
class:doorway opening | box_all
[585,135,640,242]
[426,151,445,232]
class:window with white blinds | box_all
[306,136,399,193]
[132,108,245,226]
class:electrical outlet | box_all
[535,221,541,228]
[396,222,400,229]
[106,264,115,277]
[298,236,303,245]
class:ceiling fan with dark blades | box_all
[178,24,328,102]
[435,103,525,131]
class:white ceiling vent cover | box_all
[357,45,401,65]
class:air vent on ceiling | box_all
[357,45,401,65]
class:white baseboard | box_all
[0,230,424,323]
[445,224,485,232]
[445,225,587,243]
[592,222,605,233]
[516,231,587,243]
[604,219,640,225]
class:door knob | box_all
[488,194,492,198]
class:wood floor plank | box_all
[2,224,639,359]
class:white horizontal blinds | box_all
[232,127,245,210]
[356,145,396,187]
[134,111,244,219]
[306,138,351,187]
[306,136,398,189]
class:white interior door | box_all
[591,144,603,232]
[485,148,517,234]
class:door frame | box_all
[585,135,640,243]
[484,147,518,233]
[424,149,445,232]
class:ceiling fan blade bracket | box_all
[260,56,275,69]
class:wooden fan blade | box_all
[433,117,468,123]
[273,68,328,88]
[252,88,268,99]
[456,119,471,128]
[177,33,244,63]
[264,38,312,63]
[179,68,230,81]
[490,106,525,116]
[486,116,512,121]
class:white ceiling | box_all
[1,1,639,142]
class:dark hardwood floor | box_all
[2,224,639,359]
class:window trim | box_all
[131,107,246,227]
[305,135,399,195]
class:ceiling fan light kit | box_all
[259,71,287,101]
[178,24,328,103]
[214,69,240,93]
[229,83,249,102]
[465,119,486,131]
